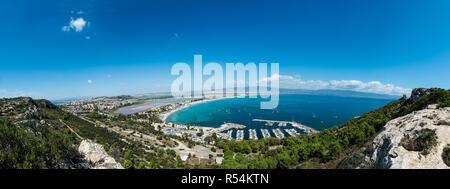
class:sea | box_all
[166,94,394,139]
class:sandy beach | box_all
[160,94,242,121]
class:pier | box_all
[216,123,246,132]
[261,129,271,139]
[252,119,319,135]
[225,130,233,140]
[249,129,258,140]
[272,128,285,138]
[285,129,299,136]
[236,130,244,141]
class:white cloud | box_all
[62,17,87,32]
[71,18,87,32]
[260,74,411,96]
[87,80,93,84]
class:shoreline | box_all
[157,94,322,140]
[160,95,238,122]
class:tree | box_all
[204,136,213,144]
[212,132,218,140]
[62,112,69,120]
[197,129,204,137]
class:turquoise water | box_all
[166,94,393,136]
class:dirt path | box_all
[78,115,220,162]
[59,119,83,140]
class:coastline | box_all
[160,95,238,122]
[158,94,319,139]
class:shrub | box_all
[442,146,450,167]
[437,120,450,126]
[400,129,438,155]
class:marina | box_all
[253,119,319,134]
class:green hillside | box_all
[0,97,129,169]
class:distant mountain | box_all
[279,88,402,99]
[51,96,92,104]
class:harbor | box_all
[252,119,319,134]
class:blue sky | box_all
[1,0,449,99]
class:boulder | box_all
[78,139,124,169]
[410,88,440,101]
[367,105,450,169]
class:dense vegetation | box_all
[0,98,193,169]
[80,111,207,169]
[0,99,82,169]
[217,89,450,169]
[0,119,82,169]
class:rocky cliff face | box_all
[410,88,441,101]
[366,105,450,169]
[78,140,124,169]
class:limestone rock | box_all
[367,105,450,169]
[78,139,124,169]
[410,88,440,101]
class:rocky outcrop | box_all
[14,120,36,128]
[78,140,124,169]
[410,88,440,101]
[367,105,450,169]
[36,99,57,109]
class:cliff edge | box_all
[367,105,450,169]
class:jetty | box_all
[224,130,233,140]
[252,119,318,135]
[285,129,299,136]
[272,128,285,138]
[261,129,271,139]
[249,129,258,140]
[236,130,244,141]
[217,123,246,132]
